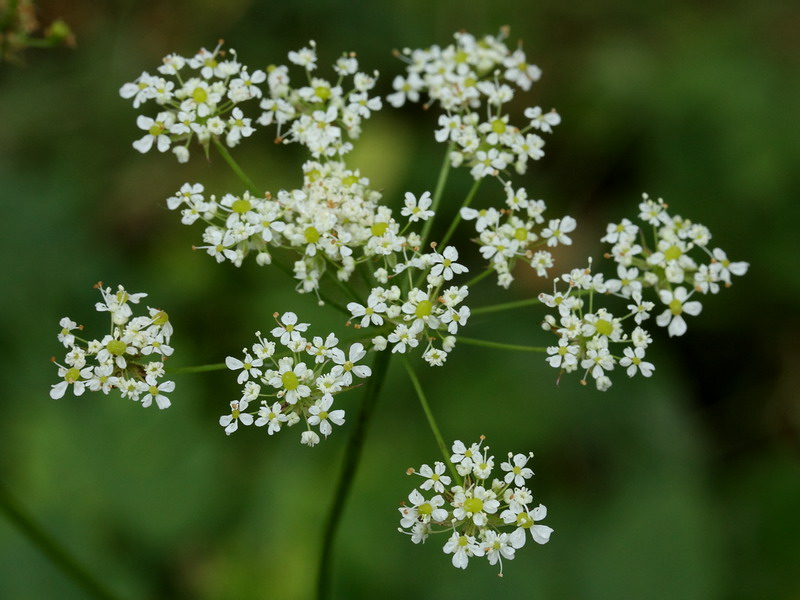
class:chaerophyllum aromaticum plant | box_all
[48,28,748,592]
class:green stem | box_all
[0,482,123,600]
[457,337,547,353]
[212,138,261,196]
[439,178,482,248]
[271,256,350,317]
[166,362,227,374]
[471,297,542,315]
[464,266,495,288]
[419,142,455,248]
[316,350,391,600]
[401,357,461,485]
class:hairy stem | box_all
[316,350,391,600]
[0,482,123,600]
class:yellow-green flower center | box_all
[370,222,388,237]
[464,497,484,514]
[148,123,164,136]
[342,175,359,187]
[514,227,528,242]
[192,87,208,104]
[314,85,331,101]
[418,502,433,516]
[65,367,81,383]
[664,245,682,261]
[152,310,169,326]
[595,318,613,336]
[669,299,683,315]
[107,340,127,356]
[491,118,506,134]
[415,300,433,319]
[231,198,252,214]
[517,512,533,529]
[457,535,469,547]
[304,226,321,244]
[281,371,299,390]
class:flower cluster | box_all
[119,42,262,162]
[50,283,175,408]
[347,244,471,366]
[398,437,552,575]
[390,29,560,179]
[540,194,749,390]
[220,311,371,446]
[258,41,382,158]
[165,162,447,296]
[461,185,575,288]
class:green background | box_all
[1,0,799,598]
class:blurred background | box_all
[1,0,799,598]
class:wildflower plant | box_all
[46,27,748,594]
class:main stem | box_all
[316,350,391,600]
[0,482,123,600]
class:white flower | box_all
[417,462,451,493]
[501,453,534,486]
[331,343,372,386]
[57,318,79,348]
[541,216,577,247]
[142,379,175,409]
[443,532,484,569]
[430,246,468,281]
[620,346,655,377]
[307,395,345,437]
[656,287,702,337]
[225,351,263,384]
[219,399,254,434]
[400,191,435,222]
[347,296,386,328]
[271,312,309,345]
[300,430,320,447]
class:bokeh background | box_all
[1,0,799,598]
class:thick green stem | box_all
[401,357,461,485]
[0,482,123,600]
[439,178,482,248]
[457,337,547,353]
[316,350,391,600]
[419,142,455,248]
[212,138,261,196]
[471,297,542,315]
